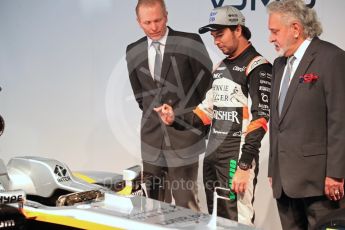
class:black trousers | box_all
[203,148,258,225]
[142,153,200,212]
[277,190,341,230]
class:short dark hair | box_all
[229,25,252,40]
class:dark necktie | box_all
[152,41,162,83]
[278,56,296,115]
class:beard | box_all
[275,35,295,57]
[276,47,286,57]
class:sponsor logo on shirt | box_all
[258,103,269,111]
[260,79,271,85]
[233,66,246,72]
[232,131,242,137]
[259,86,270,93]
[213,110,240,124]
[259,71,271,79]
[261,93,269,103]
[212,128,228,135]
[213,72,223,79]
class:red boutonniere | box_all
[299,73,319,83]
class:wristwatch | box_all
[238,161,252,171]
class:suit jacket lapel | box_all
[271,59,286,124]
[279,39,318,123]
[132,38,159,89]
[141,40,152,81]
[160,27,178,84]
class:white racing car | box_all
[0,156,256,230]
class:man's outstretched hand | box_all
[154,104,175,125]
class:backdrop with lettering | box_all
[1,1,344,229]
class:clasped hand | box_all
[325,177,344,201]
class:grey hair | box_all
[136,0,167,16]
[267,0,322,37]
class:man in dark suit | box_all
[126,0,212,211]
[267,0,345,229]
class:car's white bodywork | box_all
[0,156,256,230]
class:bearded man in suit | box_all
[267,0,345,229]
